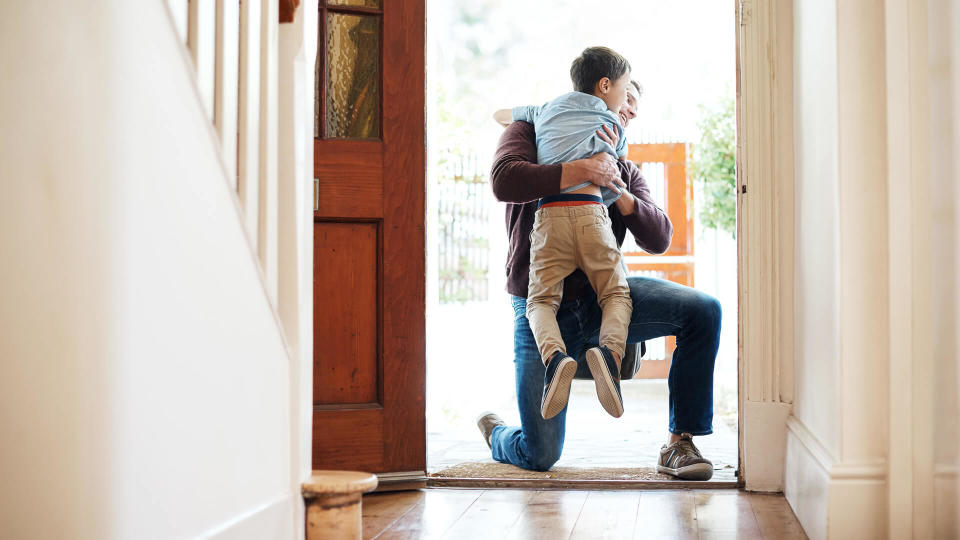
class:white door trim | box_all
[735,0,796,491]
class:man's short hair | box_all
[630,80,644,98]
[569,47,632,94]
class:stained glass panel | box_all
[325,13,380,139]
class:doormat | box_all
[428,461,738,489]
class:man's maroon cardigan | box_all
[490,121,674,302]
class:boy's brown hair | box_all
[569,46,632,94]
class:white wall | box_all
[953,0,960,531]
[787,3,855,536]
[0,3,296,538]
[791,0,842,460]
[786,0,960,538]
[928,0,960,536]
[789,0,889,537]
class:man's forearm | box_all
[560,160,589,190]
[490,123,562,202]
[617,162,673,254]
[613,189,635,215]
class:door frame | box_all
[283,0,797,493]
[735,0,796,491]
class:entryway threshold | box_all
[427,477,739,490]
[427,462,739,490]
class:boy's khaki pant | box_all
[526,204,633,364]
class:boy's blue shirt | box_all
[512,91,628,206]
[512,91,628,162]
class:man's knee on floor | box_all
[527,450,561,472]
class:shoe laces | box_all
[674,435,702,458]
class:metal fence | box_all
[437,152,490,303]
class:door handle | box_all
[314,178,319,212]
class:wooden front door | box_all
[312,0,425,484]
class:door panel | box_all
[313,141,383,217]
[312,0,425,479]
[312,410,384,470]
[313,222,379,405]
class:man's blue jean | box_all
[489,276,722,471]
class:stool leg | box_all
[306,493,363,540]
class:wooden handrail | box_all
[279,0,300,23]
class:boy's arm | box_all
[493,104,542,127]
[510,104,541,124]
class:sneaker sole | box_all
[586,348,624,418]
[541,357,577,419]
[657,462,714,481]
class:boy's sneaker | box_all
[476,412,505,449]
[541,351,578,419]
[658,433,714,480]
[586,346,624,418]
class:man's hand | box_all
[561,152,626,192]
[596,124,619,148]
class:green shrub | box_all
[691,95,737,237]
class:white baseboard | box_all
[827,469,887,539]
[784,415,887,540]
[785,417,830,540]
[203,493,296,540]
[742,400,792,492]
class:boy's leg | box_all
[573,206,632,418]
[526,210,577,364]
[489,295,586,471]
[575,208,632,360]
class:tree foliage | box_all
[690,95,736,237]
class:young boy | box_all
[493,47,635,420]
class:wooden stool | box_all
[302,470,378,540]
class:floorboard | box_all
[364,488,808,540]
[504,490,588,540]
[370,489,483,540]
[748,492,808,539]
[634,490,699,539]
[438,489,536,540]
[362,491,424,539]
[568,491,642,539]
[694,491,763,539]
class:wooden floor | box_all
[362,488,807,539]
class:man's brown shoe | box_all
[476,412,506,449]
[658,433,714,480]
